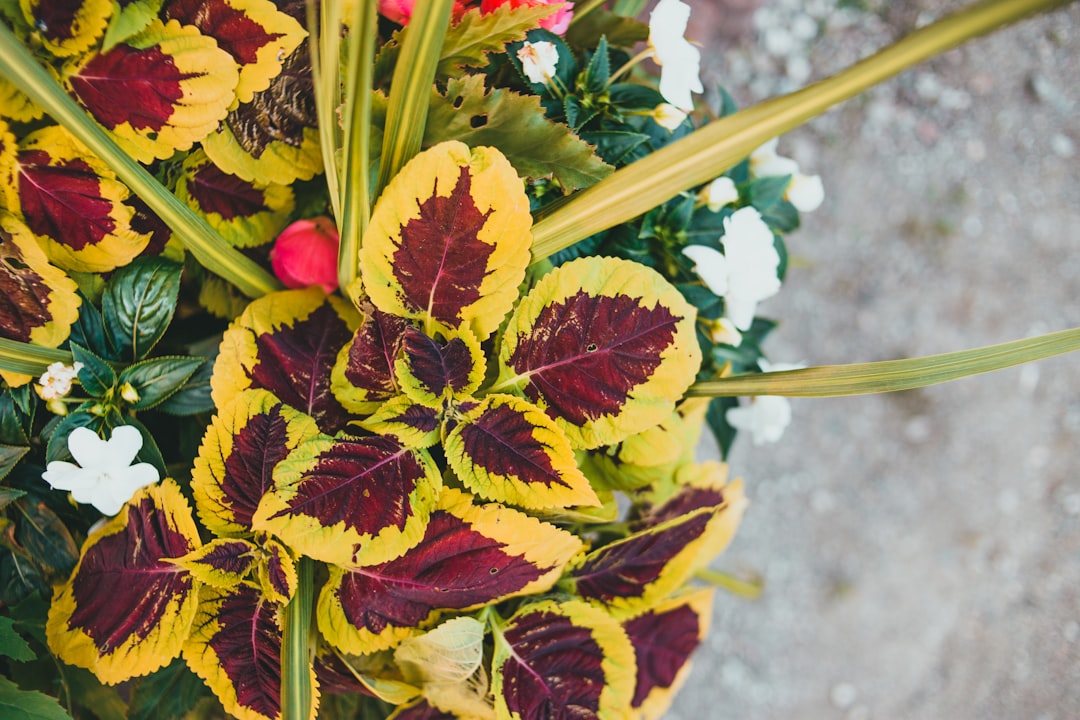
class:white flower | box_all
[707,317,743,346]
[758,359,805,373]
[35,361,83,401]
[517,41,559,85]
[42,426,159,516]
[681,244,728,296]
[704,176,739,211]
[648,0,703,111]
[786,173,825,212]
[750,138,799,178]
[652,102,687,131]
[726,395,792,445]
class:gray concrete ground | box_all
[674,2,1080,718]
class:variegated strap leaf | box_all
[172,537,258,590]
[357,396,441,450]
[212,287,361,434]
[63,19,240,163]
[253,433,442,568]
[184,583,319,720]
[173,149,294,248]
[317,488,582,656]
[163,0,306,105]
[20,0,112,57]
[358,141,532,341]
[495,256,702,450]
[330,307,411,415]
[257,537,296,605]
[0,214,80,351]
[6,125,149,272]
[444,394,599,510]
[624,589,714,720]
[200,44,321,185]
[491,600,636,720]
[192,388,321,537]
[564,491,745,618]
[395,326,485,408]
[46,480,202,685]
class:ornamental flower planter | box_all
[0,1,1075,719]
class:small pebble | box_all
[1050,133,1076,158]
[830,682,858,709]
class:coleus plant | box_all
[0,0,1079,719]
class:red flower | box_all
[270,217,340,293]
[480,0,573,34]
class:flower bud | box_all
[119,382,140,404]
[270,217,340,294]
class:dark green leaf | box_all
[745,175,792,212]
[13,499,78,582]
[66,667,126,720]
[564,7,648,49]
[102,257,183,361]
[578,129,650,166]
[117,357,204,411]
[155,355,215,416]
[0,487,26,510]
[0,393,29,446]
[0,676,71,720]
[0,616,35,662]
[0,445,28,483]
[67,292,116,362]
[0,554,45,609]
[761,199,801,234]
[706,396,740,458]
[45,410,101,464]
[607,82,663,111]
[582,36,610,94]
[114,416,166,477]
[70,344,116,398]
[128,658,208,720]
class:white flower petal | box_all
[705,177,739,211]
[786,173,825,212]
[653,103,687,131]
[682,245,729,296]
[66,427,110,469]
[42,462,93,491]
[751,152,799,178]
[723,295,758,331]
[649,0,702,111]
[517,41,559,84]
[726,396,791,445]
[105,425,145,468]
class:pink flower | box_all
[379,0,475,24]
[480,0,573,34]
[270,217,340,293]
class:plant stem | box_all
[0,23,281,298]
[530,0,1072,262]
[281,557,314,720]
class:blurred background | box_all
[672,1,1080,718]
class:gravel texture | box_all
[673,2,1080,718]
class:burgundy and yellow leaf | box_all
[7,125,149,272]
[20,0,112,56]
[212,288,361,434]
[173,149,294,248]
[253,433,442,567]
[491,600,636,720]
[317,488,581,655]
[564,494,744,618]
[0,76,43,123]
[184,583,318,720]
[495,256,702,450]
[257,537,296,605]
[624,589,714,720]
[444,394,599,510]
[63,19,240,163]
[192,388,321,537]
[0,214,81,363]
[46,480,202,685]
[163,0,306,105]
[358,141,531,341]
[330,307,411,415]
[387,700,457,720]
[172,537,257,590]
[394,326,485,408]
[200,45,321,185]
[314,647,420,705]
[357,396,441,449]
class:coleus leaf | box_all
[357,396,441,450]
[330,307,410,416]
[257,537,295,605]
[173,149,294,248]
[624,589,713,720]
[200,44,321,185]
[163,0,306,105]
[192,388,320,537]
[212,287,361,434]
[0,214,80,350]
[102,256,183,360]
[7,125,149,273]
[491,599,636,720]
[495,256,702,450]
[252,433,442,568]
[0,77,42,123]
[63,18,241,163]
[317,488,581,656]
[172,537,256,592]
[183,583,317,720]
[358,141,532,342]
[46,480,202,684]
[426,75,613,192]
[20,0,112,57]
[444,393,600,510]
[394,326,485,408]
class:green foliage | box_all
[101,258,183,361]
[127,659,208,720]
[0,616,35,662]
[0,677,71,720]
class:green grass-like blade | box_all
[338,1,379,292]
[0,339,72,377]
[376,0,455,196]
[280,557,314,720]
[309,0,344,220]
[689,327,1080,398]
[0,23,281,298]
[530,0,1072,262]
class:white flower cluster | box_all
[649,0,704,112]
